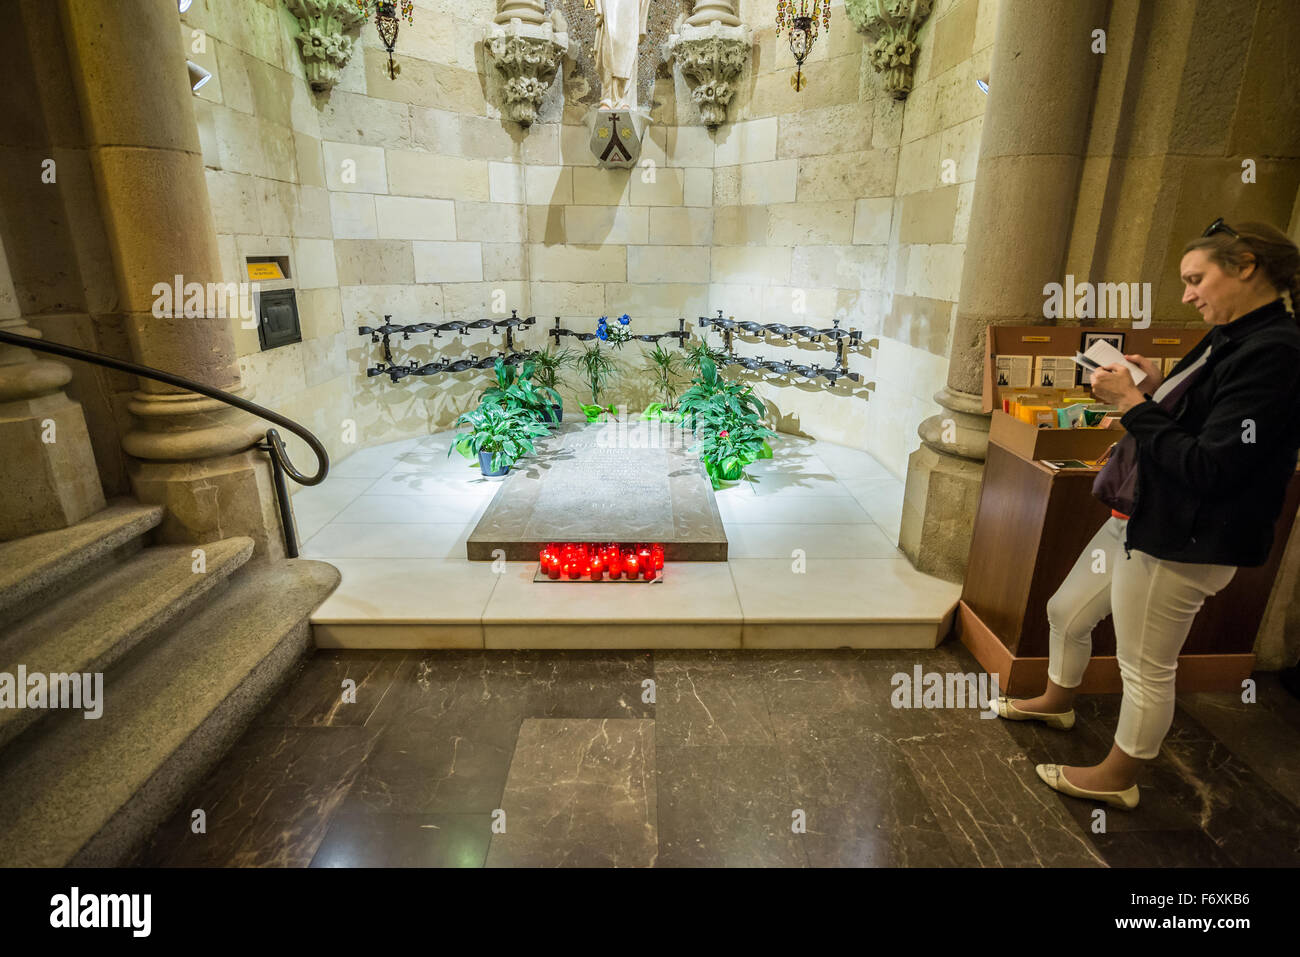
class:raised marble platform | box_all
[466,420,727,561]
[297,422,963,650]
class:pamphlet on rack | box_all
[1072,340,1147,386]
[995,354,1033,389]
[1032,355,1078,389]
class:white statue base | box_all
[587,108,649,168]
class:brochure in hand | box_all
[1072,340,1147,387]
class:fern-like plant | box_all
[682,334,729,374]
[642,342,686,412]
[576,341,619,405]
[529,345,576,392]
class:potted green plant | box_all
[640,343,686,422]
[449,403,551,477]
[479,356,562,426]
[576,341,619,421]
[676,355,767,432]
[528,346,577,425]
[691,415,778,488]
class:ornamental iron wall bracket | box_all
[367,349,540,384]
[716,353,862,387]
[698,310,870,386]
[358,310,538,381]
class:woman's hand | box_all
[1090,364,1147,413]
[1124,353,1163,394]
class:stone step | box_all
[0,537,255,750]
[0,557,341,867]
[0,500,164,630]
[309,559,962,650]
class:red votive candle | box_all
[548,560,561,579]
[624,554,639,578]
[651,544,664,569]
[590,559,603,581]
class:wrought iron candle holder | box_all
[358,309,538,382]
[698,309,865,373]
[714,352,861,386]
[367,349,538,384]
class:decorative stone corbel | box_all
[285,0,366,93]
[846,0,934,100]
[484,0,572,127]
[664,0,752,130]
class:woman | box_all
[993,220,1300,809]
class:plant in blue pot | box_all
[449,403,550,477]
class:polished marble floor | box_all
[133,643,1300,867]
[295,426,961,647]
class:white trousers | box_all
[1045,516,1237,759]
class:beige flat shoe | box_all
[991,695,1075,730]
[1036,763,1139,809]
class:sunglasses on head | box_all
[1202,217,1239,239]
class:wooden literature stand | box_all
[955,325,1300,694]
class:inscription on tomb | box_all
[528,446,672,539]
[466,421,727,560]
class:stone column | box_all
[0,238,105,539]
[58,0,284,559]
[494,0,547,25]
[686,0,741,27]
[899,0,1109,581]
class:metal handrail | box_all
[0,329,328,558]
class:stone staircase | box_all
[0,498,340,866]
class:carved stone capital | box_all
[845,0,934,100]
[284,0,366,93]
[484,14,571,127]
[664,21,753,129]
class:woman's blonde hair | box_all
[1183,221,1300,315]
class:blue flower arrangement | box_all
[595,313,633,347]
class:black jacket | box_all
[1119,298,1300,567]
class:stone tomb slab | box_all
[466,421,727,561]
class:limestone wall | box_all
[184,0,997,477]
[713,0,995,478]
[181,0,354,472]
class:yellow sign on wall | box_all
[246,262,284,281]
